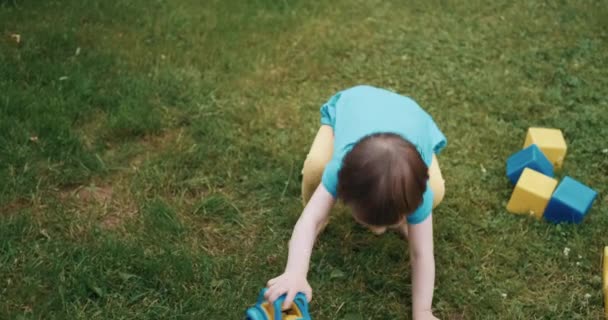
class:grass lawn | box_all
[1,0,607,319]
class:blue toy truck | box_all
[245,288,311,320]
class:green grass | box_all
[1,0,607,318]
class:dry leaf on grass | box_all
[9,33,21,44]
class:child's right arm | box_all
[264,184,336,309]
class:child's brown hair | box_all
[337,133,429,226]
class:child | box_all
[265,85,447,320]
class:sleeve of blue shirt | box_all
[406,185,435,224]
[320,92,341,127]
[319,92,342,197]
[428,116,447,155]
[321,158,341,198]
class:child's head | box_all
[337,133,429,227]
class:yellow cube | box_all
[604,247,608,318]
[604,247,608,290]
[523,127,567,169]
[506,168,558,219]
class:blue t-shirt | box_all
[320,85,447,224]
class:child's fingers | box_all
[304,287,313,302]
[266,276,279,288]
[264,279,284,297]
[282,290,296,310]
[263,286,275,300]
[267,286,287,303]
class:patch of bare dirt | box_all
[61,183,137,230]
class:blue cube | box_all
[544,176,598,224]
[506,144,554,184]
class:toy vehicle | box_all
[245,288,311,320]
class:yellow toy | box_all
[604,247,608,318]
[506,168,558,219]
[523,127,567,169]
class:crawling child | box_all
[265,85,447,320]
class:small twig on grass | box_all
[335,301,345,315]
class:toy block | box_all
[602,247,608,319]
[544,176,598,224]
[506,168,558,219]
[523,127,567,169]
[506,144,554,184]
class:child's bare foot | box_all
[368,225,387,235]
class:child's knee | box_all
[431,177,445,208]
[301,155,329,204]
[428,155,445,208]
[302,154,327,183]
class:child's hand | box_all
[265,272,312,310]
[413,310,439,320]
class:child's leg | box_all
[429,154,445,208]
[301,125,334,204]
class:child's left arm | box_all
[408,214,439,320]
